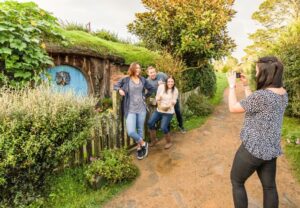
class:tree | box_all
[128,0,236,66]
[252,0,300,29]
[244,0,300,60]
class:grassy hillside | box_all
[60,30,160,67]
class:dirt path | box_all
[104,84,300,208]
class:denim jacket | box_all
[113,76,155,118]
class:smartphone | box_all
[236,72,241,78]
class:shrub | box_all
[186,92,213,116]
[181,64,216,97]
[0,86,96,207]
[85,148,138,187]
[0,1,65,88]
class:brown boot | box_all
[164,133,173,149]
[149,130,158,147]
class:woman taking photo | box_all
[227,56,288,208]
[114,62,154,160]
[148,76,178,149]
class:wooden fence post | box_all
[112,91,122,148]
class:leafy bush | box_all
[0,86,96,207]
[272,21,300,117]
[85,149,138,187]
[181,64,216,97]
[0,1,65,88]
[186,92,213,116]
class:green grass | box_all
[184,116,208,131]
[209,72,228,106]
[60,30,160,66]
[183,72,227,131]
[282,116,300,182]
[43,166,137,208]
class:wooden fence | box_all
[70,87,201,165]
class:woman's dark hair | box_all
[256,56,284,90]
[164,76,176,93]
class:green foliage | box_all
[244,0,300,69]
[60,30,160,67]
[181,64,216,97]
[209,72,228,106]
[43,166,135,208]
[282,117,300,182]
[85,149,138,185]
[186,93,213,117]
[179,73,227,131]
[0,1,65,88]
[93,29,120,43]
[244,0,300,117]
[213,56,238,73]
[128,0,236,66]
[0,86,96,207]
[252,0,300,29]
[94,97,113,113]
[272,21,300,117]
[60,20,90,33]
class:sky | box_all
[17,0,264,61]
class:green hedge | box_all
[180,64,216,97]
[0,86,96,207]
[271,21,300,117]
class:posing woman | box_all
[114,62,154,160]
[148,76,178,149]
[227,56,288,208]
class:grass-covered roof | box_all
[49,30,160,67]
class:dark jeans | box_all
[174,99,183,129]
[230,144,278,208]
[148,111,173,134]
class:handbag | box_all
[157,102,171,112]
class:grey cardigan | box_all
[114,76,154,118]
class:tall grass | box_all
[282,117,300,182]
[0,85,96,118]
[0,85,97,206]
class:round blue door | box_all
[47,65,88,96]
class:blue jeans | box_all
[174,99,183,128]
[148,111,173,134]
[126,112,147,143]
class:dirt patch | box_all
[104,83,300,208]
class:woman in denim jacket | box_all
[114,62,154,160]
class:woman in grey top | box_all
[227,56,288,208]
[114,62,154,160]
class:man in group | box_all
[146,66,186,133]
